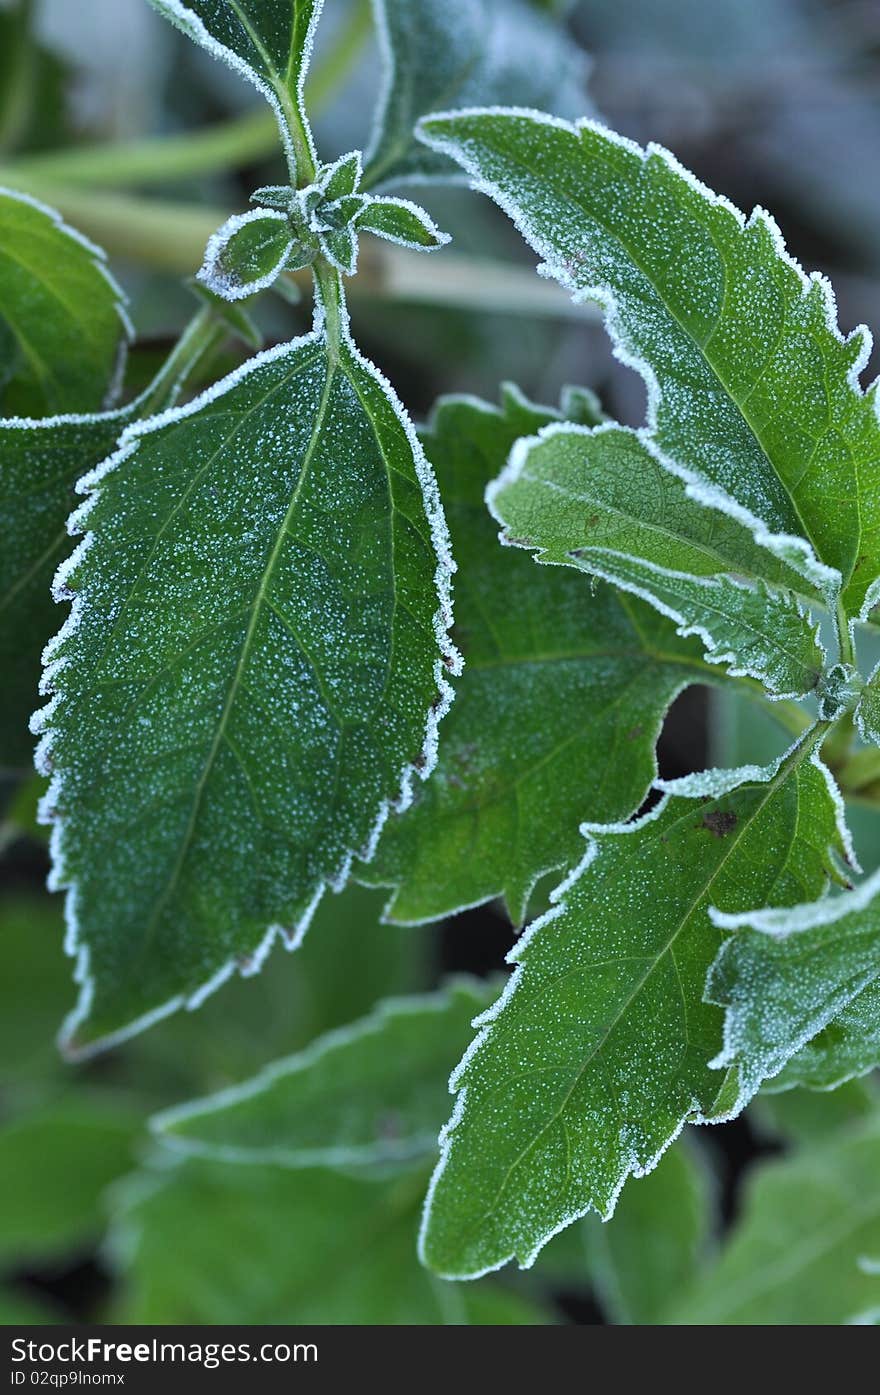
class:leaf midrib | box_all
[515,463,803,593]
[132,352,336,960]
[486,126,829,576]
[473,740,814,1234]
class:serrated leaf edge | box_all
[30,287,462,1061]
[149,977,489,1169]
[418,735,848,1279]
[415,106,880,606]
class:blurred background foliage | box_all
[1,0,880,1324]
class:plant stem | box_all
[136,304,228,415]
[836,596,855,667]
[312,257,343,361]
[3,0,372,190]
[0,178,589,318]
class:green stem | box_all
[836,596,855,667]
[312,257,344,361]
[4,0,371,190]
[0,176,589,318]
[136,305,227,416]
[4,110,280,189]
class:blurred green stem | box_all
[0,171,584,320]
[1,0,372,189]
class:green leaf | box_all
[667,1116,880,1324]
[37,299,458,1058]
[489,421,809,592]
[0,1098,138,1265]
[0,187,130,416]
[152,979,495,1169]
[109,1160,551,1324]
[751,1077,880,1146]
[856,661,880,747]
[0,895,69,1086]
[488,424,826,697]
[363,0,591,188]
[322,150,362,202]
[197,209,294,302]
[582,558,823,699]
[420,738,850,1278]
[319,224,358,277]
[709,872,880,1095]
[417,111,880,617]
[2,309,227,769]
[772,987,880,1092]
[148,0,322,181]
[0,411,128,768]
[362,387,720,926]
[356,197,451,252]
[584,1138,715,1325]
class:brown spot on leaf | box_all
[699,810,738,838]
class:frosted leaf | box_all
[417,110,880,617]
[855,660,880,747]
[771,984,880,1093]
[667,1116,880,1324]
[152,979,495,1169]
[108,1157,549,1325]
[708,868,880,1096]
[488,422,825,699]
[419,736,849,1278]
[34,289,459,1059]
[239,159,448,285]
[197,209,294,302]
[355,198,451,252]
[489,422,811,596]
[1,412,131,768]
[0,187,130,417]
[568,553,823,699]
[147,0,323,179]
[364,0,592,188]
[361,386,727,927]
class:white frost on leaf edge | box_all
[706,849,879,1095]
[149,979,486,1170]
[31,281,462,1061]
[710,859,880,946]
[357,196,452,252]
[365,385,701,930]
[487,425,826,699]
[418,731,851,1280]
[415,106,876,608]
[148,0,323,179]
[0,184,133,404]
[854,657,880,747]
[557,547,821,701]
[488,418,816,599]
[196,208,293,302]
